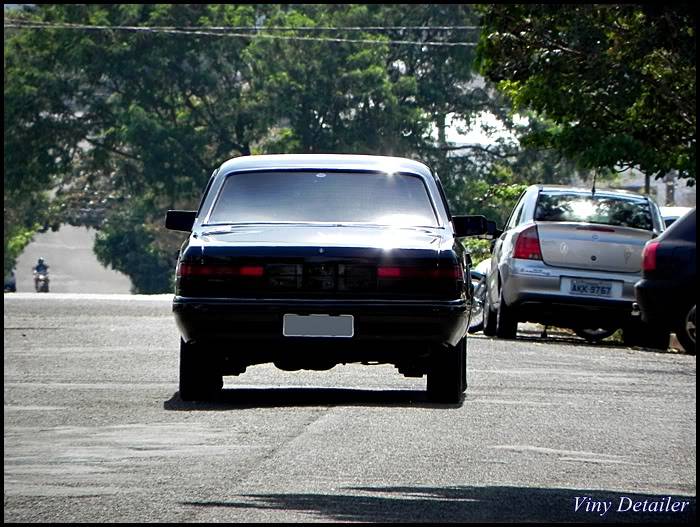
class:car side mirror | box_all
[165,210,197,232]
[487,221,503,238]
[489,224,505,253]
[453,215,492,237]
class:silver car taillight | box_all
[513,225,542,260]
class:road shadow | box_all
[164,387,464,411]
[180,484,695,523]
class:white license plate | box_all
[568,279,613,297]
[283,314,354,338]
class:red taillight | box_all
[641,240,659,272]
[377,265,462,280]
[513,225,542,260]
[238,266,265,277]
[177,262,264,277]
[377,266,402,278]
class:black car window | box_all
[196,170,217,215]
[506,192,526,229]
[434,175,452,220]
[208,171,439,227]
[534,192,653,231]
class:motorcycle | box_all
[34,271,50,293]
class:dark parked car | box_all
[165,154,491,402]
[635,208,696,354]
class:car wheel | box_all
[427,337,466,403]
[574,328,617,344]
[622,321,670,350]
[675,304,696,355]
[468,278,486,333]
[179,338,223,401]
[496,290,518,339]
[482,286,498,336]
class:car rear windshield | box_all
[534,192,653,231]
[207,171,439,227]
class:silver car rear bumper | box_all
[500,259,639,309]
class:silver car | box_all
[483,184,669,347]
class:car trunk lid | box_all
[179,224,458,299]
[537,222,652,273]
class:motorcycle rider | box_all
[32,257,49,290]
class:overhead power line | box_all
[4,19,481,31]
[3,20,481,47]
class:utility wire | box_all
[4,19,481,31]
[3,21,480,47]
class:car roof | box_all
[658,207,696,241]
[217,154,433,179]
[533,184,649,199]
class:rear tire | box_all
[675,304,696,355]
[574,328,617,344]
[622,320,670,351]
[482,286,497,336]
[496,290,518,339]
[468,278,486,334]
[179,338,223,401]
[427,338,466,403]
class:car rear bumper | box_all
[512,292,636,328]
[635,278,692,328]
[500,261,639,327]
[173,296,468,348]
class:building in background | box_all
[613,169,696,207]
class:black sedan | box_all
[165,154,491,402]
[635,208,696,354]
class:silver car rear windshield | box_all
[207,171,439,227]
[535,192,653,231]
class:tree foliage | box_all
[5,4,275,285]
[476,4,696,185]
[4,4,589,289]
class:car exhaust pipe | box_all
[631,302,641,317]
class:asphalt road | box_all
[4,294,696,523]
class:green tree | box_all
[4,4,271,289]
[5,4,490,289]
[4,6,79,275]
[5,4,586,290]
[244,4,427,155]
[476,4,696,185]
